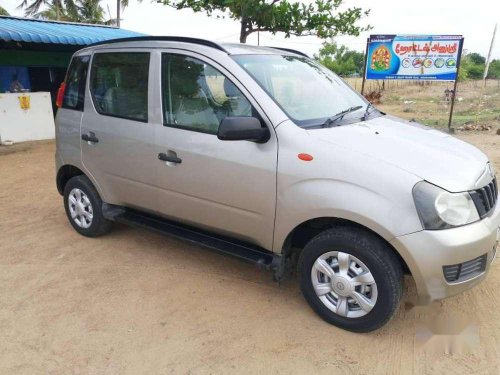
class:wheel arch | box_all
[56,164,85,195]
[281,217,411,275]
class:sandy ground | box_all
[0,133,499,375]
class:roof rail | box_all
[87,36,228,53]
[270,47,309,58]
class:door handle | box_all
[82,132,99,143]
[158,152,182,164]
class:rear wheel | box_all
[63,175,112,237]
[298,227,403,332]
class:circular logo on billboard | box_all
[434,58,445,68]
[412,58,423,68]
[423,59,433,68]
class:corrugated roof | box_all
[0,16,145,45]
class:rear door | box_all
[153,51,278,249]
[56,54,90,166]
[81,50,158,211]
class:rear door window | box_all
[90,52,150,122]
[62,55,90,111]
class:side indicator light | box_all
[298,153,313,161]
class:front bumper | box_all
[390,202,500,304]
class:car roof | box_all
[78,36,308,57]
[220,43,306,56]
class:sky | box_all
[1,0,499,59]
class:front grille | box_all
[470,177,498,218]
[443,254,487,283]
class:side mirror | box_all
[217,117,270,143]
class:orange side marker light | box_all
[298,153,314,161]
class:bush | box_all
[486,60,500,79]
[315,42,365,76]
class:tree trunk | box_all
[239,19,248,43]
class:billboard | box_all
[365,35,463,81]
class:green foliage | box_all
[17,0,133,23]
[459,52,486,80]
[486,60,500,79]
[314,41,364,76]
[160,0,370,43]
[468,52,485,65]
[465,63,484,79]
[73,0,104,23]
[0,6,9,15]
[26,0,103,23]
[18,0,64,17]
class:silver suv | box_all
[55,37,499,332]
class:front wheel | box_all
[298,227,403,332]
[63,175,112,237]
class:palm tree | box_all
[30,0,104,23]
[0,6,10,16]
[35,2,71,21]
[76,0,105,24]
[18,0,137,25]
[18,0,70,20]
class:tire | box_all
[298,226,403,332]
[63,175,112,237]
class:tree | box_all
[468,52,486,65]
[0,6,10,15]
[314,41,364,76]
[73,0,105,23]
[458,52,486,80]
[35,2,72,20]
[465,63,484,80]
[18,0,131,24]
[18,0,66,19]
[486,59,500,79]
[160,0,370,43]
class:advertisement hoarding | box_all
[365,35,463,81]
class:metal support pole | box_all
[360,38,370,96]
[447,38,464,132]
[116,0,121,28]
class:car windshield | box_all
[232,54,369,128]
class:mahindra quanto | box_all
[55,37,499,332]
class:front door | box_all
[81,50,157,212]
[153,52,278,250]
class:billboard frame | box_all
[360,35,465,132]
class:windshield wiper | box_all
[363,102,373,121]
[362,102,385,121]
[321,105,363,128]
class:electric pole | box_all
[483,23,497,85]
[116,0,121,27]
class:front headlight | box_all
[413,181,480,230]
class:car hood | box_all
[306,115,489,192]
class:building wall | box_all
[0,92,55,143]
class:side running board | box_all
[103,204,280,270]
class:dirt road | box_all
[1,133,499,374]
